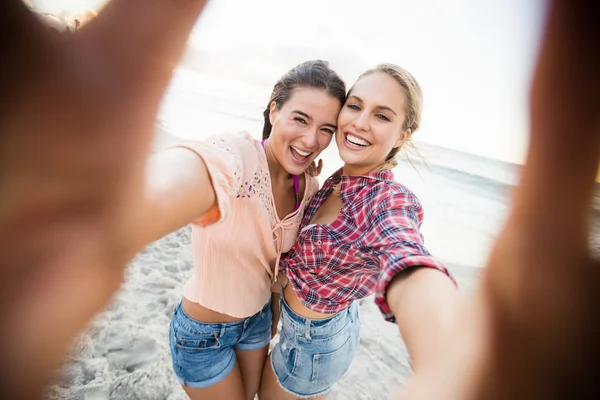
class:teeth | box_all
[292,146,312,157]
[346,134,370,146]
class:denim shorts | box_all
[169,300,272,388]
[270,295,360,398]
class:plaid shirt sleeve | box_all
[371,190,454,323]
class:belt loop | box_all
[218,324,226,338]
[304,318,311,339]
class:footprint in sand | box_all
[107,338,159,373]
[145,279,179,291]
[164,263,179,274]
[140,262,163,276]
[81,358,109,384]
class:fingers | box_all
[316,159,324,175]
[87,0,209,79]
[67,0,211,156]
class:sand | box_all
[44,127,482,400]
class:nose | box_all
[299,127,319,150]
[352,110,369,132]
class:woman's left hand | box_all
[307,159,324,176]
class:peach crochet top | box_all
[171,131,319,318]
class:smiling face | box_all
[268,87,342,175]
[336,72,411,175]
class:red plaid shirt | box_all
[281,168,453,322]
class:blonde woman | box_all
[259,64,459,399]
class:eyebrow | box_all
[292,110,337,130]
[348,95,398,117]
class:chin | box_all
[282,161,309,176]
[338,151,365,165]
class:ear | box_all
[394,129,412,148]
[269,101,278,125]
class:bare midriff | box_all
[181,297,245,323]
[283,284,339,320]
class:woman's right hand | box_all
[0,1,209,398]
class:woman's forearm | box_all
[131,147,216,253]
[387,268,460,372]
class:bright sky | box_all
[30,0,546,164]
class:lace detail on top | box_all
[238,167,277,221]
[209,137,243,196]
[209,136,277,221]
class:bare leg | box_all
[236,346,269,400]
[258,354,323,400]
[183,361,246,400]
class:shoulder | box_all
[205,131,261,155]
[304,173,321,199]
[174,131,260,154]
[170,131,266,184]
[382,180,421,206]
[372,180,424,222]
[204,131,264,169]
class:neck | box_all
[264,141,290,184]
[342,162,387,177]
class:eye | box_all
[346,103,360,111]
[294,117,307,125]
[322,128,335,135]
[376,114,391,122]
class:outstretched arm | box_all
[476,0,600,397]
[387,268,460,373]
[372,192,461,373]
[0,1,210,398]
[135,148,216,250]
[400,1,600,398]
